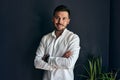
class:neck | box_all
[55,29,64,38]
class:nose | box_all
[58,18,63,24]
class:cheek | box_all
[52,20,57,24]
[65,21,70,25]
[53,20,58,24]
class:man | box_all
[34,5,81,80]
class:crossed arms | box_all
[34,35,80,71]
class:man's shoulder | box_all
[42,32,52,39]
[66,29,79,38]
[39,32,52,44]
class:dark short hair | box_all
[53,5,70,18]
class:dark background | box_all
[0,0,120,80]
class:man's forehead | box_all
[54,11,69,16]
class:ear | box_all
[67,18,70,24]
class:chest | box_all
[45,37,69,57]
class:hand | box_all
[42,54,49,62]
[62,51,72,58]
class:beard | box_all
[54,26,65,32]
[54,27,64,31]
[54,23,66,31]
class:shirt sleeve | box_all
[34,37,56,71]
[48,35,80,69]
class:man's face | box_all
[52,11,70,31]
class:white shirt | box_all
[34,28,80,80]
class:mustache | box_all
[57,23,64,26]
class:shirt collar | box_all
[52,28,67,38]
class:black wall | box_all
[0,0,115,80]
[109,0,120,78]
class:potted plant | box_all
[99,70,119,80]
[80,56,102,80]
[80,56,119,80]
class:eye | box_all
[54,16,60,20]
[63,17,68,21]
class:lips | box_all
[57,23,64,27]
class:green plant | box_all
[98,70,119,80]
[80,56,102,80]
[80,56,119,80]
